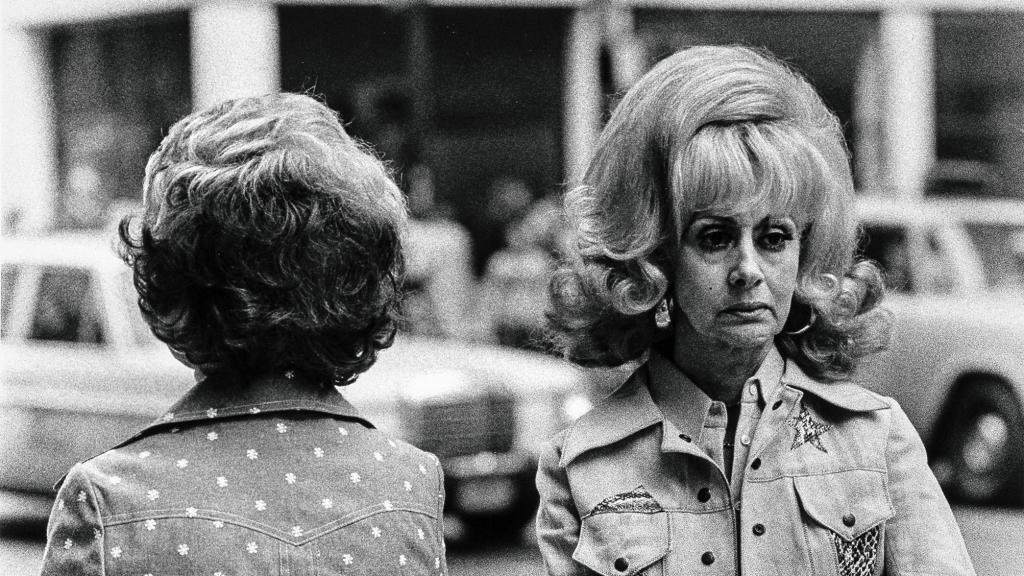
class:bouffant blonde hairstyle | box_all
[548,46,890,380]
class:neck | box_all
[671,336,772,404]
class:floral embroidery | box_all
[338,427,349,436]
[276,422,289,434]
[249,407,261,414]
[588,486,664,516]
[322,498,334,509]
[213,521,225,528]
[207,432,219,441]
[110,546,122,558]
[176,459,189,469]
[419,464,428,475]
[342,554,354,565]
[313,447,324,458]
[109,476,122,485]
[374,451,385,462]
[186,507,198,517]
[206,408,218,418]
[246,449,258,460]
[350,472,362,483]
[404,481,413,492]
[291,526,303,537]
[63,539,73,550]
[788,405,833,453]
[146,490,160,501]
[77,491,87,502]
[383,500,394,511]
[216,476,228,487]
[417,528,425,540]
[285,473,297,484]
[399,554,408,566]
[145,519,157,531]
[832,526,880,576]
[254,500,267,511]
[372,527,381,538]
[177,544,190,556]
[246,542,258,554]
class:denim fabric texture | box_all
[40,372,447,576]
[536,349,976,576]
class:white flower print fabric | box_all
[40,372,448,576]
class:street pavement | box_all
[3,505,1023,575]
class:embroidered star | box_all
[403,481,413,492]
[254,500,267,511]
[145,519,156,531]
[185,507,198,517]
[291,526,303,537]
[177,544,189,556]
[371,526,381,538]
[63,539,73,550]
[350,472,361,484]
[110,546,122,558]
[207,431,219,441]
[77,491,87,502]
[206,408,218,418]
[788,405,833,453]
[247,449,258,460]
[246,542,258,554]
[176,459,189,469]
[285,473,297,484]
[342,554,354,565]
[313,447,324,458]
[217,476,228,487]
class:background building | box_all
[4,0,1024,252]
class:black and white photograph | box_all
[2,1,1024,575]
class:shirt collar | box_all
[647,346,784,440]
[135,371,373,438]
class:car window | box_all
[1,264,18,338]
[29,267,104,344]
[859,225,913,293]
[962,222,1024,293]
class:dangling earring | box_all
[654,297,673,329]
[782,303,817,336]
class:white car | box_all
[0,232,593,537]
[855,197,1024,504]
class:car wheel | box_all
[940,379,1024,505]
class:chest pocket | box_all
[572,512,669,576]
[794,470,894,576]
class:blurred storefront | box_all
[3,0,1023,237]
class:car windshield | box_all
[962,222,1024,293]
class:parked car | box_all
[855,196,1024,505]
[0,232,594,537]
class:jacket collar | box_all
[560,349,888,467]
[127,371,373,443]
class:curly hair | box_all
[119,93,407,385]
[548,46,891,380]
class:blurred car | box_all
[0,232,593,537]
[855,197,1024,505]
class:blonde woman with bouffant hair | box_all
[537,46,974,576]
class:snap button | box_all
[613,557,629,572]
[740,434,751,446]
[752,523,765,536]
[679,433,692,442]
[701,551,716,565]
[697,487,711,503]
[842,513,856,527]
[750,457,762,470]
[772,400,783,410]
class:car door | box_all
[856,220,966,436]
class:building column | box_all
[191,0,280,109]
[879,9,936,199]
[1,28,57,233]
[563,4,604,184]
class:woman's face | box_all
[671,206,801,352]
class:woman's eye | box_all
[698,229,732,250]
[760,230,794,251]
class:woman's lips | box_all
[721,303,771,319]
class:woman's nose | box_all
[728,238,765,288]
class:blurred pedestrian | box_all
[537,46,975,575]
[40,94,447,576]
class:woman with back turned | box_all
[40,93,447,576]
[537,46,975,576]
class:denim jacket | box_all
[536,353,975,576]
[40,372,447,576]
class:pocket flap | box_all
[572,511,669,576]
[794,470,894,541]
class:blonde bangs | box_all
[672,121,836,230]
